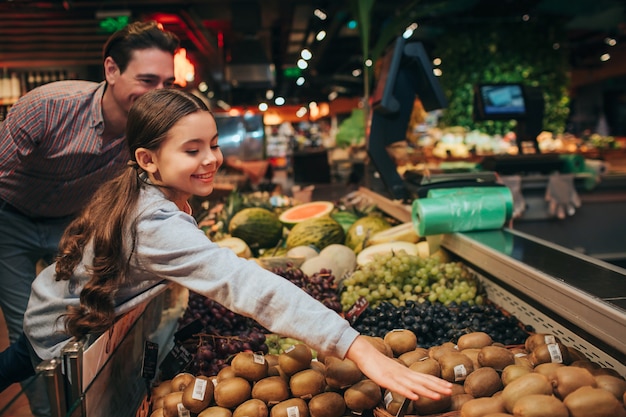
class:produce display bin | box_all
[4,192,624,417]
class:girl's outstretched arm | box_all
[345,335,453,401]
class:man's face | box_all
[106,48,176,114]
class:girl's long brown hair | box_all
[56,89,210,339]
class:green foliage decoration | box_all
[433,19,571,135]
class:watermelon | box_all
[286,216,345,251]
[331,210,359,233]
[228,207,284,249]
[279,201,335,226]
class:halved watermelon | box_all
[279,201,335,225]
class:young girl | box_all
[0,89,452,401]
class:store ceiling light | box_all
[316,31,326,41]
[600,53,611,62]
[301,49,312,60]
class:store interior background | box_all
[1,0,625,262]
[1,1,626,414]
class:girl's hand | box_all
[345,335,453,401]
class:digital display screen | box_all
[479,84,526,116]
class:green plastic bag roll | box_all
[412,192,508,236]
[427,186,514,220]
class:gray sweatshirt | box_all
[24,184,358,361]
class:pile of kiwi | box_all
[149,330,626,417]
[384,331,626,417]
[149,341,380,417]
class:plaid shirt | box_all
[0,80,129,218]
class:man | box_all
[0,19,179,374]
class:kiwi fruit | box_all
[278,344,313,376]
[214,376,252,409]
[449,393,473,411]
[251,376,290,405]
[437,351,474,383]
[308,392,346,417]
[182,375,214,413]
[217,366,237,381]
[343,379,382,412]
[501,364,532,387]
[412,393,451,415]
[512,394,569,417]
[533,362,564,382]
[310,359,326,375]
[461,348,481,371]
[171,372,196,392]
[231,351,269,382]
[324,356,363,389]
[501,372,553,413]
[450,383,466,396]
[270,398,309,417]
[409,357,441,378]
[594,374,626,400]
[460,396,506,417]
[591,367,624,378]
[162,392,186,417]
[567,346,588,362]
[569,359,600,371]
[383,329,417,356]
[233,398,268,417]
[563,386,626,417]
[428,343,457,361]
[513,354,533,369]
[457,331,493,350]
[290,368,327,399]
[152,397,165,411]
[152,380,172,401]
[464,367,503,398]
[198,406,233,417]
[398,347,429,366]
[383,389,413,415]
[361,335,394,357]
[478,345,515,370]
[529,342,571,366]
[525,333,561,352]
[150,409,164,417]
[551,365,597,399]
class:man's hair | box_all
[102,20,179,73]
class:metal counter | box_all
[441,228,626,370]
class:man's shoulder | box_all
[24,80,102,103]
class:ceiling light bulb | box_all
[296,77,305,86]
[258,103,268,111]
[296,107,308,117]
[297,59,308,69]
[365,59,373,67]
[301,49,312,60]
[600,53,611,62]
[274,97,285,106]
[605,37,617,46]
[314,9,327,20]
[432,58,442,66]
[316,31,326,41]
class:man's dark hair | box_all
[102,20,180,73]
